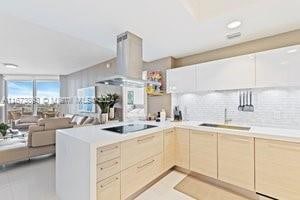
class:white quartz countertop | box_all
[57,120,300,147]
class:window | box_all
[36,81,60,118]
[6,79,60,120]
[7,80,34,115]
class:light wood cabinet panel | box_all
[97,143,120,164]
[175,128,190,169]
[190,130,217,178]
[121,132,163,170]
[97,157,120,181]
[256,45,300,88]
[121,153,163,200]
[164,128,176,170]
[97,174,120,200]
[256,139,300,200]
[218,134,254,191]
[166,65,197,93]
[196,55,255,91]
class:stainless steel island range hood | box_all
[96,32,160,87]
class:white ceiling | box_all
[0,0,299,75]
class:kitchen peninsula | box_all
[56,121,300,200]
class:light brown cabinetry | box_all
[121,153,163,200]
[256,139,300,200]
[97,157,120,181]
[218,134,255,191]
[97,143,120,164]
[190,130,218,178]
[121,132,163,170]
[175,128,190,169]
[163,128,176,170]
[97,143,121,200]
[97,174,120,200]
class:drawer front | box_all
[164,128,175,170]
[97,143,120,164]
[256,139,300,200]
[121,132,163,170]
[97,157,121,181]
[218,134,254,191]
[121,153,163,200]
[190,131,217,178]
[175,128,190,169]
[97,174,120,200]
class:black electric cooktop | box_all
[102,124,157,134]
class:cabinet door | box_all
[175,128,190,169]
[190,130,217,178]
[256,45,300,87]
[166,65,197,93]
[218,134,254,191]
[196,55,255,91]
[164,128,176,170]
[97,174,120,200]
[256,139,300,200]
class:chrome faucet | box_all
[224,108,232,124]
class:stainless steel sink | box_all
[199,123,251,131]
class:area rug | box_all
[174,175,252,200]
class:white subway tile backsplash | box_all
[172,88,300,129]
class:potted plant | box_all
[107,93,120,120]
[95,95,111,124]
[0,123,9,138]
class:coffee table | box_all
[1,130,27,140]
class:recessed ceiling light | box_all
[287,49,297,54]
[227,20,242,29]
[3,63,19,69]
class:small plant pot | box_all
[100,113,109,124]
[109,107,115,120]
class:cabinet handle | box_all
[137,159,155,169]
[221,135,250,142]
[165,130,174,134]
[99,177,119,188]
[269,144,300,152]
[99,146,118,153]
[137,136,155,143]
[99,161,119,170]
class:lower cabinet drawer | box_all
[97,143,120,164]
[121,153,163,200]
[97,174,120,200]
[121,132,163,170]
[97,157,120,181]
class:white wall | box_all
[60,59,122,117]
[172,87,300,129]
[0,74,4,122]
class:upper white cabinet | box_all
[196,55,255,91]
[167,45,300,93]
[256,45,300,88]
[166,65,197,93]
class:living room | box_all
[1,1,300,200]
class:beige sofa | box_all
[12,115,39,131]
[0,117,73,165]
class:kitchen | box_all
[56,31,300,200]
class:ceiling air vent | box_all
[226,32,241,40]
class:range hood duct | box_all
[96,32,160,87]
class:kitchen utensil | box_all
[238,92,243,111]
[242,92,246,110]
[249,91,254,112]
